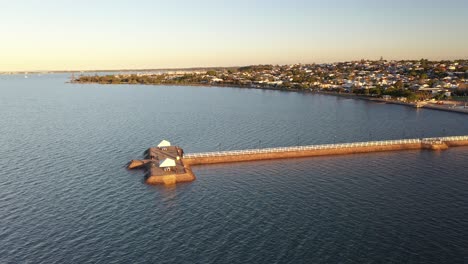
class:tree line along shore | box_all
[73,59,468,102]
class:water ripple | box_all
[1,75,468,263]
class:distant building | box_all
[418,87,443,94]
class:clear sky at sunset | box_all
[1,0,467,71]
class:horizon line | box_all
[1,58,467,74]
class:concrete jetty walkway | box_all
[183,136,468,166]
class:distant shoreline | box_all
[0,66,237,75]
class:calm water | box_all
[1,74,468,263]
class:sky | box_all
[1,0,467,71]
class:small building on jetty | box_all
[127,140,195,185]
[128,136,468,185]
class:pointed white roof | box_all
[157,140,171,147]
[159,158,176,168]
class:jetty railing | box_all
[184,136,468,159]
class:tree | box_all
[394,80,404,90]
[406,93,417,102]
[434,91,446,101]
[281,81,292,89]
[454,88,468,96]
[206,70,217,76]
[420,58,428,69]
[369,87,382,96]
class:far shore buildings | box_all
[84,59,467,101]
[196,60,467,99]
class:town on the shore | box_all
[74,59,468,107]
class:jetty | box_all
[128,136,468,185]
